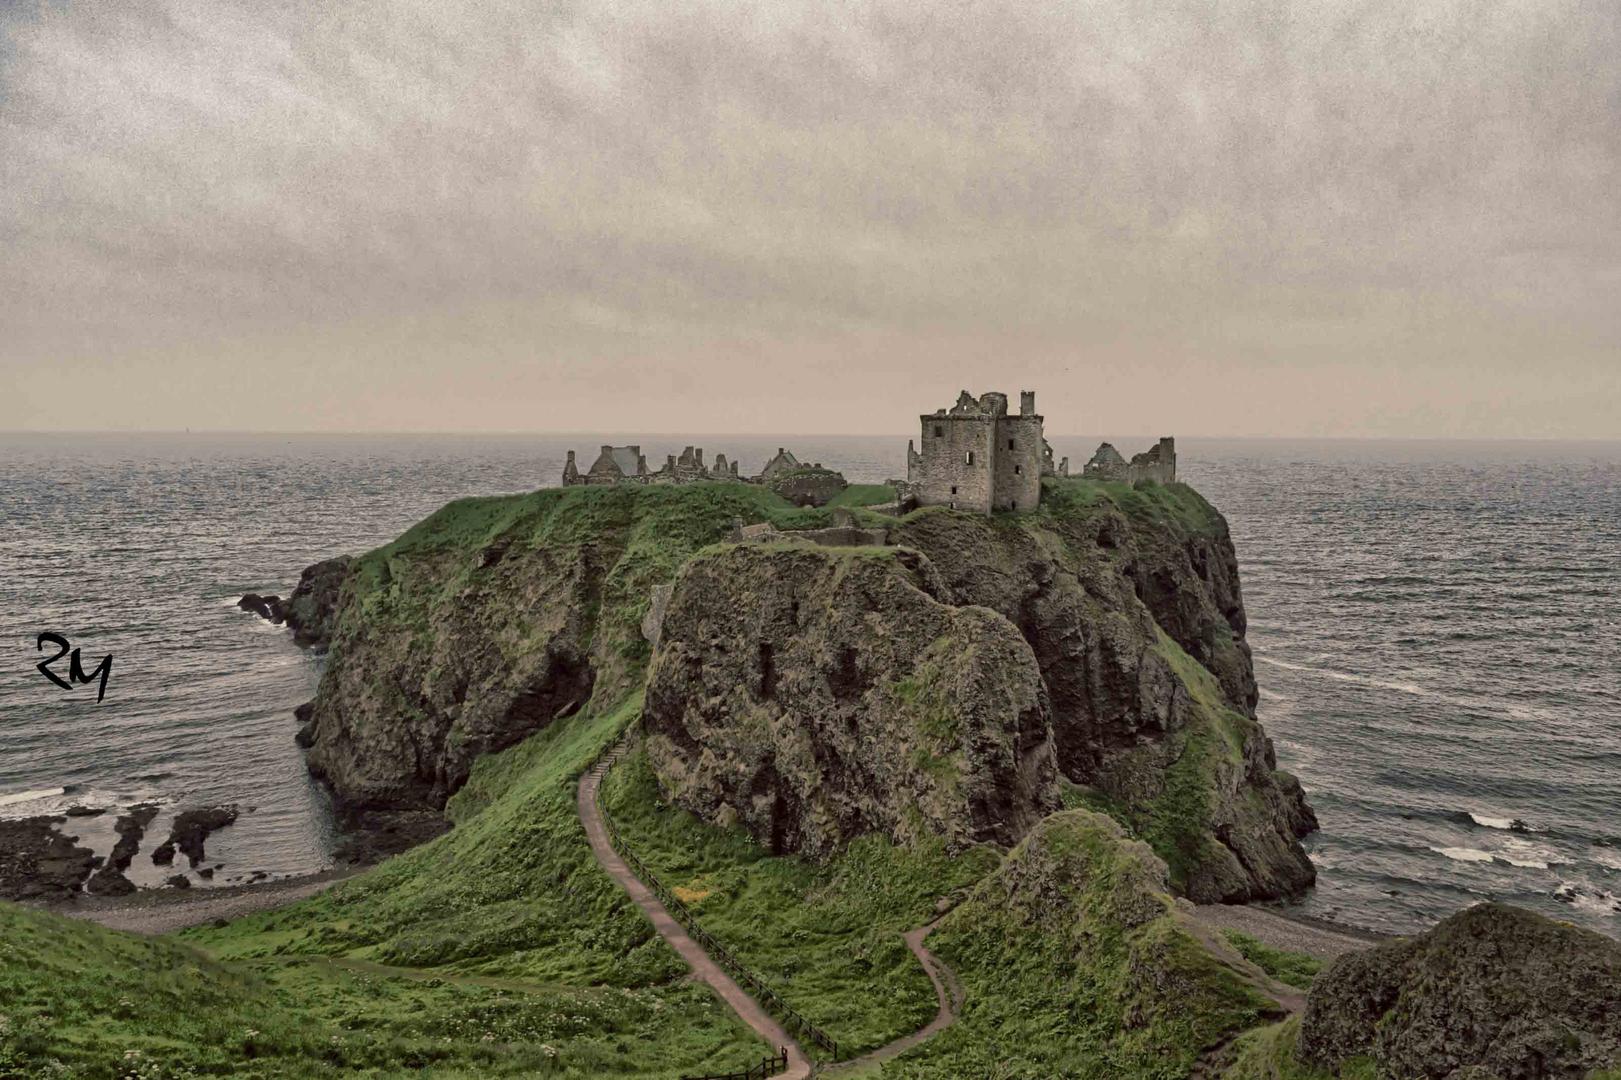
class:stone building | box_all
[1082,438,1177,485]
[652,446,740,484]
[758,448,801,483]
[906,390,1048,513]
[563,445,649,486]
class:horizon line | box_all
[3,429,1621,443]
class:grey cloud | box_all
[1,0,1617,434]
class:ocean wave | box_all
[1256,656,1427,696]
[0,786,66,810]
[1466,811,1535,833]
[1553,882,1621,917]
[1431,846,1495,863]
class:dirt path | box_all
[821,919,962,1076]
[578,749,812,1080]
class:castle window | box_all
[934,425,943,438]
[950,485,957,495]
[1008,439,1015,450]
[1014,465,1022,475]
[965,451,975,466]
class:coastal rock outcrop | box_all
[151,806,237,868]
[283,555,352,648]
[299,486,786,812]
[1300,902,1621,1078]
[885,489,1316,902]
[295,478,1314,904]
[0,817,95,901]
[236,592,285,623]
[643,544,1059,855]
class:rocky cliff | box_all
[1299,902,1621,1079]
[642,543,1058,856]
[298,485,808,811]
[296,476,1314,902]
[646,479,1316,902]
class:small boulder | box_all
[165,874,191,890]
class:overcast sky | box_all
[1,0,1617,436]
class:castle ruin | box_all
[1082,438,1177,485]
[904,390,1063,514]
[562,444,740,487]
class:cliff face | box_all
[642,544,1058,856]
[299,477,1314,903]
[299,485,805,811]
[647,480,1315,902]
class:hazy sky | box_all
[2,0,1617,436]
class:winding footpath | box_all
[577,744,964,1079]
[578,752,812,1080]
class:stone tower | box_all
[906,390,1045,513]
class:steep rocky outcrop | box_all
[885,486,1316,902]
[299,485,799,812]
[296,478,1314,903]
[1299,903,1621,1079]
[643,544,1058,856]
[283,555,352,648]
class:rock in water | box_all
[283,555,353,648]
[0,817,96,900]
[153,806,238,868]
[644,544,1059,856]
[237,593,285,623]
[1300,903,1621,1079]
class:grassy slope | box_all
[878,810,1277,1079]
[600,748,999,1056]
[175,697,764,1078]
[1222,932,1321,991]
[2,480,1299,1077]
[826,484,899,508]
[1219,1019,1377,1080]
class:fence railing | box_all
[680,1049,789,1080]
[588,739,840,1066]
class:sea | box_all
[1,433,1617,936]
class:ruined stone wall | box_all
[912,414,997,513]
[992,414,1045,511]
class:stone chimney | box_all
[1020,390,1036,416]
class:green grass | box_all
[599,749,999,1057]
[1219,1018,1378,1080]
[1221,932,1322,990]
[875,811,1278,1079]
[826,484,898,508]
[1038,476,1226,539]
[164,696,765,1078]
[2,897,750,1079]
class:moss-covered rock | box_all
[879,809,1286,1078]
[883,478,1317,902]
[301,484,816,811]
[643,542,1058,856]
[1299,903,1621,1080]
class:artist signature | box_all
[35,633,113,703]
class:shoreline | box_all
[1193,900,1394,963]
[44,865,363,936]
